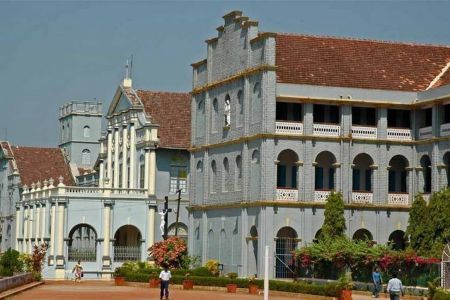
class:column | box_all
[15,206,21,251]
[99,160,105,188]
[148,150,156,195]
[106,128,113,187]
[35,204,41,244]
[49,203,56,265]
[102,203,112,272]
[121,124,128,188]
[377,108,388,139]
[129,123,136,188]
[144,148,150,190]
[23,207,28,253]
[41,204,47,242]
[113,127,120,188]
[147,205,156,259]
[55,202,66,279]
[28,205,33,253]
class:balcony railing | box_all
[313,124,340,137]
[351,192,373,204]
[113,246,141,262]
[388,193,409,205]
[418,126,432,140]
[275,121,303,135]
[68,247,97,262]
[351,126,377,139]
[314,190,332,202]
[387,128,412,141]
[276,188,298,201]
[441,123,450,136]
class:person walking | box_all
[372,267,383,298]
[387,273,404,300]
[72,260,83,283]
[159,264,172,300]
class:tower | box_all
[59,101,103,168]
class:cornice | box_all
[191,64,276,95]
[250,32,277,44]
[191,59,207,68]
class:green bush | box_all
[190,267,213,277]
[0,249,23,276]
[433,289,450,300]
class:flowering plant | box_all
[248,275,256,284]
[148,237,188,268]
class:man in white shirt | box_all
[159,264,172,300]
[387,273,404,300]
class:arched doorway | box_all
[352,153,374,192]
[275,227,298,278]
[315,151,336,191]
[113,225,142,261]
[277,149,299,189]
[420,155,432,194]
[388,230,407,250]
[247,226,258,277]
[388,155,409,193]
[68,224,97,262]
[352,229,373,241]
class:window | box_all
[81,149,91,165]
[139,155,145,189]
[170,165,187,193]
[237,90,243,127]
[235,155,242,191]
[223,157,230,192]
[212,98,219,132]
[211,160,217,193]
[83,126,90,138]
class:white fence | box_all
[387,128,412,141]
[276,188,298,201]
[388,193,409,205]
[351,126,377,139]
[313,124,340,137]
[275,122,303,135]
[351,192,373,204]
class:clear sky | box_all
[1,1,450,147]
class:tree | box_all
[427,189,450,257]
[406,195,428,252]
[322,192,346,239]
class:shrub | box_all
[148,237,188,268]
[0,248,23,276]
[227,272,238,279]
[31,243,48,279]
[190,266,213,277]
[204,259,220,276]
[433,289,450,300]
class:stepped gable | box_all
[136,90,191,149]
[11,146,75,186]
[275,33,450,92]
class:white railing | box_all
[276,188,298,201]
[351,126,377,139]
[388,193,409,205]
[418,126,432,140]
[113,246,141,262]
[441,123,450,137]
[314,190,332,202]
[275,122,303,135]
[351,192,373,204]
[313,124,340,137]
[387,128,412,141]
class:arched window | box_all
[81,149,91,166]
[224,94,231,127]
[315,151,337,190]
[388,155,409,193]
[223,157,230,192]
[251,82,261,124]
[235,155,242,191]
[196,98,205,137]
[83,126,90,138]
[139,155,145,188]
[277,149,299,189]
[420,155,432,193]
[237,90,244,127]
[352,153,374,192]
[68,224,97,262]
[195,160,204,203]
[353,229,373,241]
[113,225,142,261]
[211,160,217,193]
[212,98,219,133]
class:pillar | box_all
[102,203,112,273]
[35,204,41,244]
[147,205,156,259]
[149,150,156,195]
[129,123,136,188]
[15,206,21,251]
[28,205,33,253]
[114,127,120,188]
[122,124,128,188]
[55,202,66,279]
[23,207,28,253]
[144,148,150,190]
[41,204,47,242]
[99,160,105,188]
[48,203,56,265]
[106,128,113,187]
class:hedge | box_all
[123,272,341,297]
[433,290,450,300]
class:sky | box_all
[1,1,450,147]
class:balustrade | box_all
[314,190,332,202]
[441,123,450,136]
[276,188,298,201]
[113,246,141,262]
[351,126,377,139]
[275,122,303,135]
[351,192,373,204]
[387,128,412,141]
[313,124,340,137]
[388,193,409,205]
[418,126,432,139]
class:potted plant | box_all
[337,272,353,300]
[226,272,238,293]
[149,271,160,288]
[248,276,258,295]
[114,267,125,286]
[182,272,194,290]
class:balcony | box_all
[387,128,412,141]
[276,188,298,201]
[313,124,340,137]
[275,121,303,135]
[351,192,373,204]
[388,193,409,205]
[418,126,432,140]
[314,190,332,202]
[441,123,450,136]
[351,126,377,139]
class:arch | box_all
[224,94,231,127]
[113,225,142,261]
[388,155,409,193]
[277,149,299,189]
[168,222,188,243]
[315,151,337,190]
[251,82,261,124]
[444,152,450,187]
[235,155,242,191]
[352,228,373,241]
[207,229,215,260]
[275,227,298,278]
[223,157,230,192]
[83,125,90,138]
[210,160,217,193]
[68,223,97,262]
[237,90,244,127]
[352,153,374,192]
[219,229,227,262]
[251,150,260,163]
[248,226,258,277]
[314,229,323,242]
[81,149,91,166]
[388,230,407,250]
[212,98,219,132]
[196,160,203,172]
[420,155,432,193]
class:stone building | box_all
[188,11,450,278]
[2,77,191,279]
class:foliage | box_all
[204,259,220,276]
[322,192,346,239]
[180,255,200,270]
[0,248,24,276]
[148,237,188,269]
[227,272,238,279]
[428,277,441,300]
[31,243,48,279]
[18,253,33,273]
[189,267,213,277]
[337,271,353,290]
[432,289,450,300]
[406,195,428,252]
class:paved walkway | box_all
[7,280,386,300]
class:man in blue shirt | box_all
[372,267,383,298]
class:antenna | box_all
[130,54,133,79]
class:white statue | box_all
[224,99,231,127]
[159,209,167,236]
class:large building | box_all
[1,77,191,279]
[188,11,450,278]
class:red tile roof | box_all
[10,146,75,186]
[136,90,191,149]
[275,33,450,92]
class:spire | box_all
[122,57,132,88]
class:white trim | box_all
[427,61,450,90]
